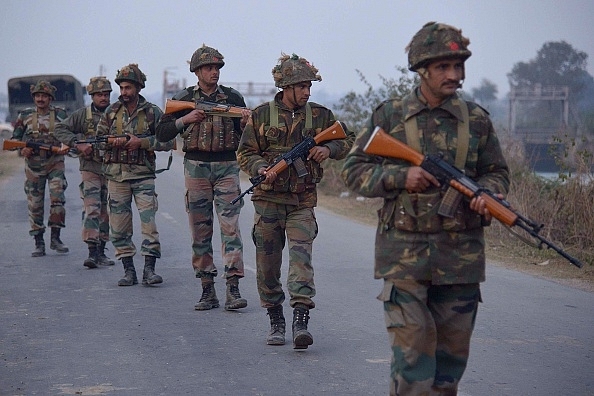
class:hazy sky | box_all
[2,0,593,105]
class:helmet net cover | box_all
[87,76,113,94]
[115,64,147,88]
[406,21,471,71]
[189,44,225,72]
[272,53,322,88]
[30,80,57,99]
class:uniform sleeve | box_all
[54,110,81,146]
[146,105,175,151]
[341,104,410,199]
[237,112,269,177]
[11,113,26,140]
[321,110,356,160]
[475,117,510,195]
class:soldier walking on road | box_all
[237,54,355,349]
[11,80,69,257]
[156,45,250,311]
[55,77,115,268]
[342,22,510,395]
[97,64,175,287]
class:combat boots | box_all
[142,256,163,286]
[97,241,115,266]
[194,276,219,310]
[83,243,99,269]
[266,305,286,345]
[292,303,313,350]
[49,227,69,253]
[224,276,247,310]
[118,256,138,286]
[31,233,45,257]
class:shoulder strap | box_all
[86,106,94,134]
[452,98,469,169]
[269,100,278,128]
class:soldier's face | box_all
[119,82,140,104]
[283,82,312,108]
[421,58,464,104]
[33,93,52,111]
[196,65,220,86]
[92,92,111,111]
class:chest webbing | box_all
[32,110,56,133]
[115,105,145,135]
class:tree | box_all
[471,79,498,105]
[334,66,419,132]
[508,41,591,101]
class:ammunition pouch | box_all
[379,189,482,234]
[104,147,155,166]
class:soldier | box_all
[237,53,355,349]
[11,80,69,257]
[156,45,250,311]
[96,64,175,286]
[55,77,115,268]
[341,22,510,395]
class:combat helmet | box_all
[272,53,322,88]
[30,80,56,99]
[115,64,146,88]
[189,44,225,72]
[406,22,472,71]
[86,76,112,95]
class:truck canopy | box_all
[7,74,86,123]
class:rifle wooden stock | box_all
[363,126,583,268]
[363,126,424,167]
[164,99,247,117]
[164,99,196,114]
[3,139,69,154]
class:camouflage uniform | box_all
[341,22,510,395]
[237,54,355,349]
[157,85,246,279]
[55,76,114,267]
[97,95,172,258]
[12,81,68,254]
[157,44,248,311]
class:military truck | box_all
[6,74,85,124]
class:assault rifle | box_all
[75,134,145,145]
[76,133,177,152]
[231,121,347,205]
[164,99,249,117]
[363,126,583,268]
[3,139,75,156]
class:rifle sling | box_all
[401,97,470,220]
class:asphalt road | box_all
[0,152,592,396]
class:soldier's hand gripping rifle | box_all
[3,139,76,156]
[363,126,583,268]
[164,99,250,117]
[231,121,347,205]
